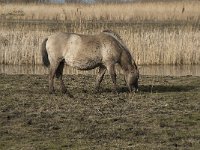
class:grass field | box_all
[0,2,200,149]
[0,74,200,149]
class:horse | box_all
[41,30,139,94]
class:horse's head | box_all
[125,69,139,92]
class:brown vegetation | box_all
[0,1,200,66]
[0,1,200,22]
[0,23,200,65]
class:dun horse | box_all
[41,30,139,94]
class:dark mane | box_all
[102,30,123,42]
[102,29,128,51]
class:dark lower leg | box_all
[56,61,67,94]
[111,73,117,92]
[59,75,67,94]
[49,69,55,94]
[95,66,106,91]
[107,65,117,92]
[128,84,133,92]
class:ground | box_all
[0,74,200,149]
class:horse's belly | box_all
[64,37,102,70]
[65,57,102,70]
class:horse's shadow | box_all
[101,84,195,93]
[138,84,195,93]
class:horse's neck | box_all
[120,51,137,73]
[120,56,132,72]
[122,63,135,73]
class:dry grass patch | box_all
[0,1,200,22]
[0,23,200,65]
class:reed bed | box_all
[0,23,199,66]
[0,1,200,23]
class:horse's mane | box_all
[102,30,129,51]
[102,30,136,67]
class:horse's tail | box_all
[41,37,50,67]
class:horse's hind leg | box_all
[95,65,106,92]
[56,60,67,94]
[49,64,59,94]
[47,57,64,93]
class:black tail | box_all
[41,38,50,67]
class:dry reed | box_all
[0,23,199,66]
[0,1,200,22]
[0,2,200,67]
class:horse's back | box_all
[65,34,103,70]
[46,32,124,70]
[46,32,103,70]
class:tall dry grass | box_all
[0,23,199,66]
[0,1,200,22]
[128,28,200,65]
[0,30,47,65]
[0,2,200,66]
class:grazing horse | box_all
[41,30,139,94]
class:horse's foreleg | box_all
[95,65,106,92]
[107,64,117,92]
[125,74,133,92]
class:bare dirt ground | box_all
[0,74,200,149]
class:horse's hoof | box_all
[67,93,74,98]
[134,88,139,93]
[112,90,119,94]
[82,89,87,93]
[49,90,55,94]
[63,91,74,98]
[94,87,103,94]
[94,89,100,94]
[62,89,68,94]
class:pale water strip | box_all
[1,65,200,76]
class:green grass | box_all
[0,74,200,149]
